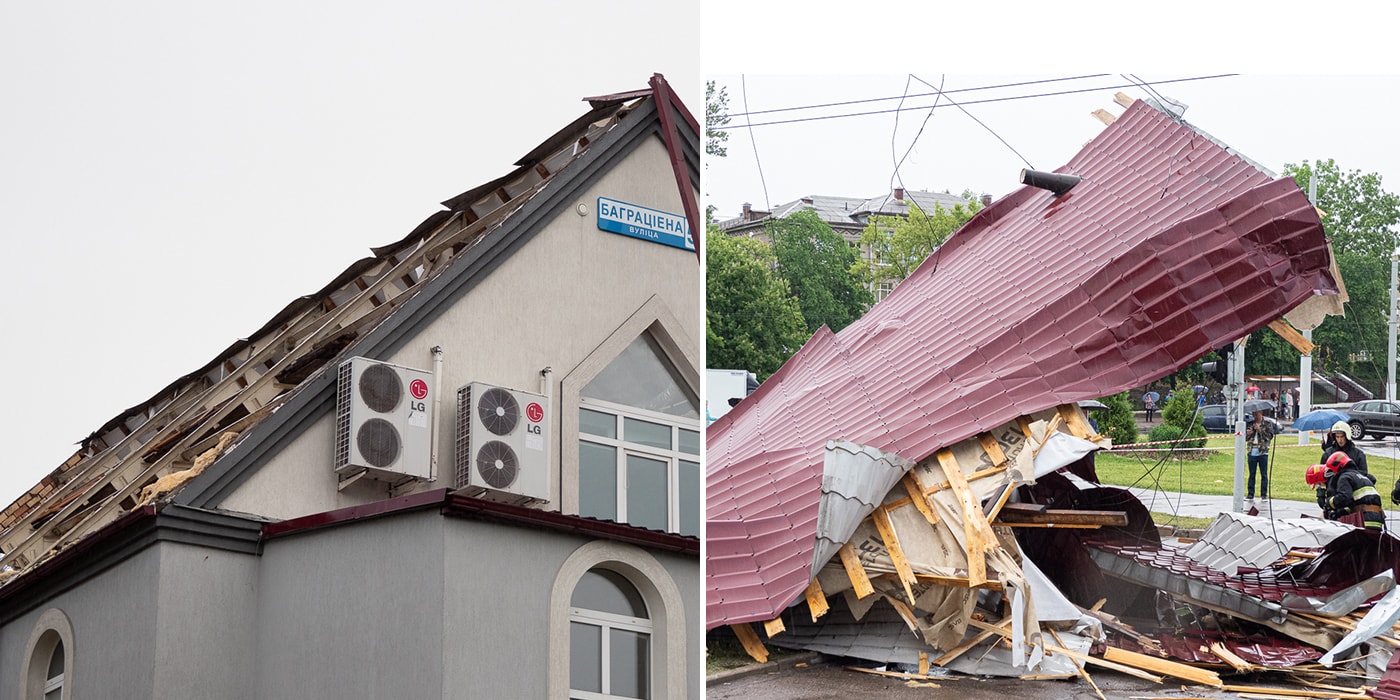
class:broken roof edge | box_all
[177,89,699,511]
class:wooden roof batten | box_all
[0,97,636,577]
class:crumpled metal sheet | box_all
[707,98,1335,628]
[1282,569,1395,617]
[1320,581,1400,666]
[1185,512,1353,576]
[813,441,914,575]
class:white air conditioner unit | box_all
[455,382,550,503]
[334,357,434,481]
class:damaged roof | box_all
[0,75,699,580]
[706,97,1336,630]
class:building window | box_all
[22,609,74,700]
[569,568,651,699]
[42,644,63,700]
[577,334,699,535]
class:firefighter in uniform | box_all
[1309,451,1384,530]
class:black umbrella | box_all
[1241,399,1275,415]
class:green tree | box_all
[1097,392,1138,446]
[1159,382,1207,447]
[705,229,808,379]
[1285,160,1400,257]
[852,196,981,291]
[705,81,730,159]
[768,210,874,334]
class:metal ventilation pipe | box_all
[1020,169,1082,196]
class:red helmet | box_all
[1305,463,1329,487]
[1325,451,1352,474]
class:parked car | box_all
[1201,404,1232,433]
[1344,400,1400,439]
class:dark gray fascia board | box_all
[179,97,698,509]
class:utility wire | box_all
[909,74,1035,171]
[721,74,1236,130]
[740,74,771,212]
[732,74,1113,119]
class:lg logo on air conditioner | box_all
[526,402,544,431]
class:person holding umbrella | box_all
[1143,392,1156,423]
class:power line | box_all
[720,74,1237,130]
[730,74,1113,119]
[740,74,771,212]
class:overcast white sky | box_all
[0,2,698,508]
[704,73,1400,221]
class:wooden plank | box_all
[871,506,919,605]
[934,617,1012,666]
[881,464,1008,511]
[1059,403,1098,440]
[844,666,939,683]
[763,616,786,638]
[804,578,830,622]
[1114,92,1134,108]
[1268,318,1315,355]
[1103,647,1222,687]
[837,543,875,599]
[978,433,1009,468]
[936,449,995,586]
[994,503,1129,526]
[730,623,769,664]
[918,651,930,676]
[902,471,939,526]
[913,574,1003,590]
[1050,628,1105,700]
[1208,642,1253,673]
[1092,108,1117,126]
[967,620,1164,684]
[1220,686,1369,699]
[984,483,1015,524]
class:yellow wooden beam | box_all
[730,623,769,664]
[838,542,875,599]
[871,506,918,605]
[803,577,830,622]
[1268,318,1315,355]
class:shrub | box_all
[1098,391,1138,446]
[1148,422,1206,450]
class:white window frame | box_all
[578,397,699,535]
[568,599,652,699]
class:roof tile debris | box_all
[704,95,1398,693]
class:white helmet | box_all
[1331,420,1350,435]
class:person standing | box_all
[1282,390,1293,422]
[1144,393,1156,423]
[1322,420,1369,475]
[1245,409,1276,503]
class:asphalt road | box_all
[705,654,1318,699]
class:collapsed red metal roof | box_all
[706,99,1337,630]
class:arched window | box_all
[22,609,73,700]
[569,568,651,699]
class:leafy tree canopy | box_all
[767,210,874,334]
[852,195,981,290]
[705,228,808,379]
[1285,159,1400,257]
[705,81,730,159]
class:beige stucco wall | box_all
[220,132,700,521]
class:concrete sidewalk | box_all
[1128,486,1400,530]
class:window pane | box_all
[571,569,647,618]
[582,334,699,418]
[610,629,651,699]
[626,454,668,531]
[569,622,602,693]
[678,428,699,455]
[580,408,617,438]
[46,642,63,680]
[579,441,617,521]
[624,418,671,450]
[679,459,699,537]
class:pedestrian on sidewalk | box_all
[1144,393,1156,423]
[1245,409,1276,503]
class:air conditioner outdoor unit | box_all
[455,382,550,503]
[334,357,434,481]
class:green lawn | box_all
[1095,434,1400,503]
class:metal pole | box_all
[1299,174,1318,445]
[1389,249,1398,402]
[1232,339,1247,513]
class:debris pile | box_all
[704,94,1392,693]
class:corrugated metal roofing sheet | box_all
[706,99,1336,630]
